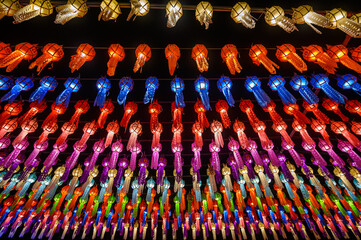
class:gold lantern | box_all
[195,1,213,30]
[265,6,298,33]
[13,0,53,24]
[351,13,361,24]
[54,0,88,25]
[127,0,149,21]
[292,5,332,34]
[326,8,361,38]
[0,0,21,20]
[230,2,255,29]
[165,0,182,28]
[99,0,121,22]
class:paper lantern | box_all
[302,102,329,124]
[77,121,97,150]
[322,98,349,121]
[56,77,81,108]
[276,44,307,72]
[19,100,46,124]
[351,45,361,63]
[244,76,270,108]
[338,74,361,96]
[99,0,121,22]
[221,44,242,75]
[107,44,125,76]
[310,119,331,145]
[165,0,182,28]
[170,77,185,108]
[133,44,151,73]
[265,6,297,33]
[29,43,64,75]
[331,121,361,150]
[55,0,88,25]
[249,44,279,74]
[310,74,346,104]
[127,0,149,21]
[144,77,159,104]
[148,100,162,132]
[290,75,318,105]
[105,121,119,147]
[345,100,361,116]
[284,103,310,125]
[292,119,315,146]
[151,122,162,149]
[117,77,134,107]
[215,100,231,128]
[129,142,141,171]
[263,100,283,125]
[326,8,361,38]
[302,44,338,74]
[0,0,21,19]
[351,121,361,135]
[0,76,33,103]
[210,120,224,148]
[13,0,53,24]
[292,5,332,34]
[268,75,296,106]
[0,42,37,72]
[194,99,209,129]
[29,76,57,103]
[38,120,57,144]
[120,101,137,131]
[192,44,208,73]
[69,44,95,73]
[68,99,89,126]
[327,45,361,73]
[195,1,213,29]
[0,42,11,60]
[0,75,13,92]
[0,102,22,127]
[127,121,142,151]
[230,2,255,28]
[94,77,110,108]
[217,76,235,107]
[165,44,180,76]
[194,76,210,111]
[13,118,38,146]
[42,102,66,128]
[55,122,76,146]
[97,99,114,129]
[0,118,17,139]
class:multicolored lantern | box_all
[192,44,209,73]
[0,76,33,103]
[195,1,213,29]
[302,45,338,74]
[230,2,255,28]
[127,0,149,21]
[194,76,211,111]
[107,44,125,76]
[29,43,64,75]
[55,77,81,108]
[326,8,361,38]
[55,0,88,25]
[133,44,151,73]
[276,44,307,72]
[98,0,121,22]
[144,77,159,104]
[29,76,57,103]
[165,44,180,76]
[0,42,37,72]
[292,5,332,34]
[265,6,297,33]
[69,44,95,73]
[13,0,53,24]
[165,0,182,28]
[249,44,279,74]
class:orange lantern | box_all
[302,102,330,124]
[194,99,209,129]
[322,98,349,122]
[351,45,361,63]
[192,122,204,149]
[13,118,38,146]
[0,117,18,139]
[284,103,311,125]
[249,44,279,74]
[78,121,98,150]
[171,102,182,126]
[0,101,23,127]
[302,45,338,74]
[165,44,180,76]
[0,42,37,72]
[18,100,47,125]
[97,99,114,129]
[239,99,259,128]
[0,42,11,60]
[351,121,361,135]
[105,121,119,148]
[215,100,231,128]
[42,102,66,129]
[276,44,307,73]
[68,99,89,127]
[310,119,331,145]
[120,102,137,131]
[345,100,361,116]
[149,101,162,133]
[152,122,163,148]
[221,44,242,75]
[233,120,248,149]
[127,121,142,151]
[29,43,64,75]
[331,121,361,149]
[107,44,125,76]
[192,44,208,73]
[327,45,361,73]
[38,120,58,144]
[292,119,315,146]
[69,43,95,73]
[211,120,224,148]
[133,44,151,73]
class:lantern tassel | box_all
[55,10,79,25]
[13,5,40,24]
[94,89,107,110]
[252,87,271,108]
[107,57,120,76]
[0,84,22,103]
[167,54,178,76]
[288,53,307,72]
[341,57,361,73]
[105,131,114,148]
[277,16,298,33]
[97,111,108,129]
[299,87,319,106]
[134,54,146,73]
[29,55,52,74]
[258,54,279,75]
[56,88,73,108]
[338,19,361,39]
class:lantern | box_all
[165,0,182,28]
[69,44,95,73]
[302,102,329,124]
[38,120,58,144]
[0,42,11,60]
[292,119,315,146]
[0,42,37,72]
[351,122,361,135]
[221,44,242,75]
[233,120,248,149]
[310,119,331,145]
[249,44,279,74]
[129,142,141,171]
[322,98,349,122]
[290,75,318,105]
[127,0,149,21]
[170,77,185,108]
[55,0,88,25]
[77,121,98,150]
[326,8,361,38]
[97,99,114,129]
[268,75,296,106]
[0,0,21,19]
[56,122,77,146]
[42,102,66,128]
[29,76,57,103]
[284,103,311,125]
[56,77,81,108]
[127,121,142,151]
[0,76,33,103]
[117,77,134,106]
[217,76,235,107]
[144,77,159,104]
[13,0,53,24]
[302,45,338,74]
[210,120,224,148]
[151,123,162,149]
[195,1,213,29]
[263,100,283,125]
[230,2,255,28]
[265,6,297,33]
[337,74,361,96]
[99,0,121,22]
[310,74,346,104]
[148,100,162,132]
[215,100,231,128]
[192,44,209,73]
[120,101,137,131]
[327,45,361,73]
[0,75,13,92]
[133,44,151,73]
[345,100,361,116]
[194,76,211,111]
[244,76,271,108]
[272,120,294,147]
[172,121,183,146]
[105,121,119,147]
[351,45,361,62]
[276,44,307,72]
[172,143,183,178]
[171,102,182,127]
[13,118,38,146]
[192,122,203,149]
[0,118,17,139]
[68,99,89,126]
[94,77,110,108]
[29,43,64,75]
[331,121,361,150]
[107,44,125,76]
[0,102,23,127]
[292,5,332,34]
[165,44,180,76]
[19,100,46,125]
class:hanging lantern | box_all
[77,121,97,149]
[216,76,235,107]
[310,74,346,104]
[171,102,182,127]
[233,120,248,150]
[326,8,361,38]
[302,45,338,74]
[345,100,361,116]
[148,100,162,132]
[105,121,119,147]
[351,121,361,135]
[38,120,57,144]
[13,0,53,24]
[29,43,64,75]
[194,76,211,111]
[69,44,95,73]
[263,100,284,125]
[18,100,46,124]
[165,44,180,76]
[215,100,231,128]
[170,77,185,108]
[221,44,242,75]
[0,76,33,103]
[0,42,11,60]
[165,0,182,28]
[322,98,349,122]
[94,77,110,108]
[192,122,203,149]
[292,5,332,34]
[331,121,361,149]
[210,120,224,148]
[127,121,142,151]
[55,0,88,25]
[244,76,271,108]
[0,42,37,72]
[195,1,213,29]
[284,103,311,125]
[55,121,76,146]
[0,118,18,139]
[144,77,159,104]
[56,77,81,108]
[192,44,209,73]
[276,44,307,72]
[97,99,114,129]
[68,99,89,126]
[127,0,149,21]
[310,119,331,145]
[0,102,23,127]
[0,0,21,19]
[302,102,329,124]
[351,45,361,62]
[292,119,315,146]
[29,76,57,103]
[268,75,296,106]
[99,0,121,22]
[107,44,125,76]
[0,75,13,92]
[133,44,151,73]
[151,123,162,149]
[42,102,66,128]
[117,77,133,106]
[290,75,318,105]
[337,74,361,96]
[265,6,297,33]
[120,101,137,131]
[249,44,279,74]
[13,118,38,146]
[327,45,361,73]
[230,2,255,28]
[194,99,209,129]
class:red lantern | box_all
[0,118,18,139]
[194,99,209,129]
[327,45,361,73]
[276,44,307,73]
[0,102,23,127]
[105,121,119,148]
[215,100,231,128]
[192,122,204,149]
[29,43,64,75]
[0,42,11,60]
[0,42,37,72]
[345,100,361,116]
[165,44,180,76]
[107,44,125,76]
[42,102,66,128]
[233,120,248,150]
[38,120,58,144]
[56,122,77,146]
[239,99,259,128]
[78,121,98,150]
[351,45,361,63]
[331,121,360,149]
[221,44,242,75]
[302,45,338,74]
[69,43,95,73]
[120,102,138,131]
[211,120,224,148]
[249,44,279,74]
[284,103,311,125]
[262,100,283,126]
[13,118,38,146]
[148,101,162,133]
[302,102,330,124]
[172,122,183,146]
[68,99,89,127]
[322,98,349,122]
[310,119,331,145]
[351,121,361,135]
[171,102,183,127]
[18,100,47,125]
[97,99,114,129]
[192,44,209,73]
[133,44,151,73]
[292,119,315,146]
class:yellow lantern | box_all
[230,2,255,29]
[54,0,88,25]
[265,6,298,33]
[165,0,182,28]
[13,0,52,24]
[0,0,21,20]
[127,0,149,21]
[292,5,332,34]
[351,13,361,24]
[195,1,213,30]
[326,8,361,38]
[99,0,121,22]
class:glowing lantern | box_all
[165,44,180,76]
[337,74,361,96]
[133,44,151,73]
[192,44,209,73]
[99,0,121,22]
[13,0,53,24]
[94,77,110,108]
[165,0,182,28]
[29,76,57,103]
[0,0,21,19]
[172,121,183,146]
[195,1,213,29]
[215,100,231,128]
[56,77,81,108]
[351,122,361,135]
[29,43,63,75]
[148,100,162,132]
[0,102,23,127]
[195,76,211,113]
[0,76,33,103]
[302,102,329,124]
[69,44,95,73]
[265,6,297,33]
[78,121,97,150]
[262,101,283,126]
[0,42,37,72]
[0,42,11,60]
[151,123,162,149]
[55,0,88,25]
[0,118,17,139]
[120,102,137,131]
[345,100,361,116]
[127,0,149,21]
[351,45,361,62]
[233,120,248,150]
[302,45,337,74]
[170,77,185,108]
[55,122,76,146]
[0,75,13,92]
[310,119,331,146]
[326,8,361,38]
[322,98,349,122]
[192,122,203,149]
[249,44,279,74]
[331,121,361,150]
[97,99,114,129]
[276,44,307,72]
[68,99,89,126]
[13,118,38,146]
[210,120,224,148]
[42,102,66,128]
[38,120,57,144]
[171,102,182,126]
[327,45,361,73]
[221,44,242,75]
[217,76,235,107]
[230,2,255,28]
[144,77,159,104]
[105,121,119,147]
[310,74,346,104]
[127,121,142,151]
[107,44,125,76]
[244,76,270,108]
[284,103,311,125]
[292,119,315,146]
[272,120,294,147]
[292,5,332,34]
[117,77,134,106]
[268,75,296,106]
[290,75,318,105]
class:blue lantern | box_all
[0,75,13,91]
[144,77,159,104]
[29,76,57,103]
[117,77,134,106]
[194,76,211,110]
[56,77,81,108]
[217,76,235,107]
[269,75,296,106]
[290,75,318,105]
[170,77,185,108]
[1,76,33,103]
[244,76,270,108]
[310,74,347,104]
[337,74,361,96]
[94,77,111,108]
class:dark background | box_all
[0,0,361,239]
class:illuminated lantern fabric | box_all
[230,2,255,29]
[1,76,33,103]
[326,8,361,38]
[217,76,235,107]
[165,44,180,76]
[127,0,149,21]
[133,44,151,73]
[55,77,81,108]
[170,77,185,108]
[120,102,137,131]
[351,45,361,63]
[69,44,95,73]
[13,0,53,24]
[192,44,208,73]
[311,74,346,104]
[55,0,88,25]
[302,45,338,74]
[0,0,21,19]
[327,45,361,73]
[165,0,182,28]
[249,44,279,74]
[0,42,37,72]
[98,0,121,22]
[290,75,318,105]
[94,77,111,108]
[0,42,11,60]
[221,44,242,75]
[276,44,307,73]
[195,1,213,30]
[269,75,296,106]
[265,6,297,33]
[107,44,125,76]
[0,75,13,91]
[29,43,64,75]
[337,74,361,96]
[29,76,57,103]
[117,77,133,106]
[244,76,270,108]
[215,100,231,128]
[144,77,159,104]
[194,76,211,111]
[292,5,332,34]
